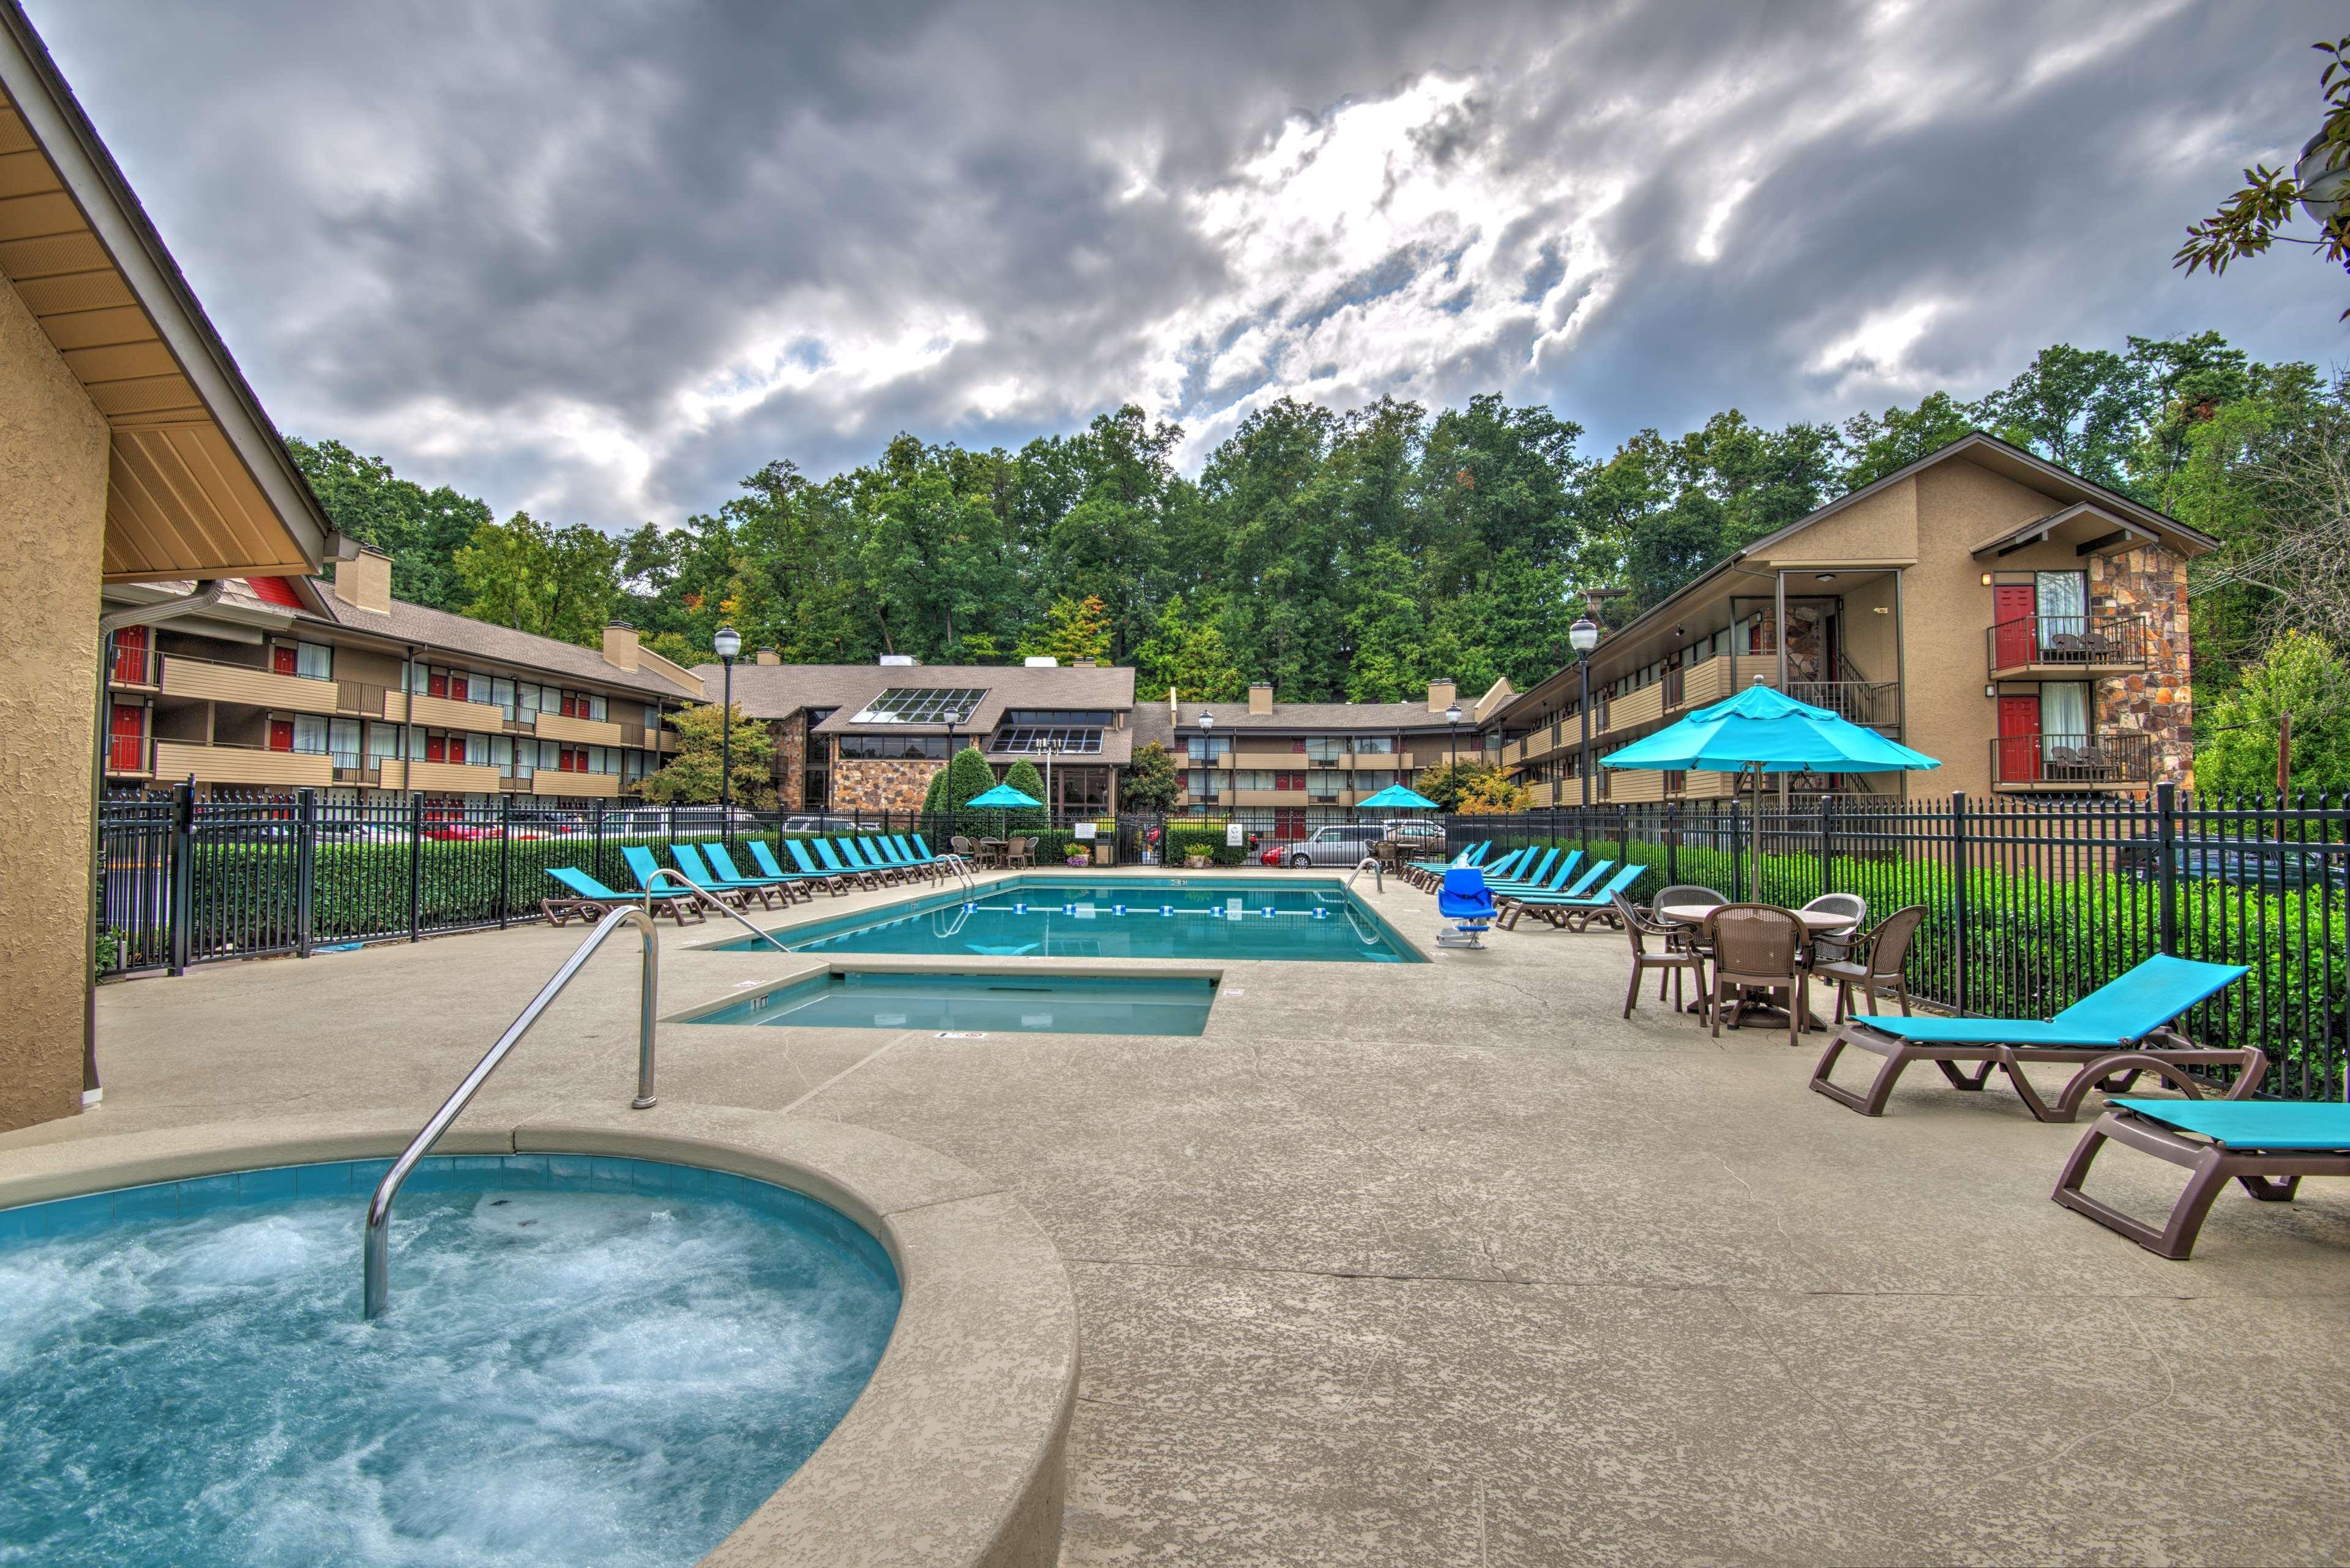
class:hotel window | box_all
[1351,736,1396,755]
[492,736,514,775]
[2037,571,2088,648]
[328,718,361,767]
[642,703,660,731]
[1308,769,1342,801]
[367,724,399,763]
[291,714,330,755]
[851,687,989,724]
[1304,737,1344,764]
[515,682,544,717]
[1185,736,1230,761]
[493,678,517,718]
[1355,769,1398,791]
[1186,769,1220,799]
[293,642,333,680]
[839,734,951,760]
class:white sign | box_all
[1074,822,1097,840]
[1226,823,1244,847]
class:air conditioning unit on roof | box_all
[878,654,917,666]
[1024,656,1058,668]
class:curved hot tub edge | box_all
[0,1105,1079,1568]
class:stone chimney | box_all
[331,547,392,614]
[1248,682,1274,715]
[1427,678,1457,715]
[601,623,639,672]
[756,647,780,666]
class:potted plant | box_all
[1065,844,1090,867]
[1183,847,1213,869]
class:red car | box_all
[421,824,501,842]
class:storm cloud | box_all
[28,0,2344,528]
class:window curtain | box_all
[2040,681,2090,754]
[2036,572,2086,648]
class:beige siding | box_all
[152,740,332,788]
[535,710,623,746]
[160,656,338,713]
[534,771,618,797]
[405,760,503,793]
[405,692,503,733]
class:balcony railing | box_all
[1985,611,2151,677]
[110,642,160,687]
[107,733,152,775]
[1989,731,2161,790]
[1786,680,1899,730]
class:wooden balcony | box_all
[160,655,339,714]
[1986,613,2150,681]
[533,769,619,797]
[151,740,332,788]
[1990,732,2161,793]
[535,709,623,747]
[384,758,504,793]
[389,691,507,732]
[1604,683,1664,734]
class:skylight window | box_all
[850,687,987,724]
[994,726,1104,754]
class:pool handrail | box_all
[363,903,660,1320]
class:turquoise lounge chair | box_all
[2054,1097,2349,1258]
[773,838,855,895]
[1483,848,1565,893]
[1495,865,1643,932]
[833,837,904,885]
[688,842,801,907]
[863,836,933,881]
[624,845,745,909]
[809,838,884,889]
[543,866,703,925]
[1405,841,1485,889]
[1487,851,1582,897]
[1813,952,2262,1122]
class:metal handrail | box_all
[637,865,802,955]
[362,903,659,1320]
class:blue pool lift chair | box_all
[1435,867,1497,949]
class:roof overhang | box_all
[0,0,334,583]
[1969,501,2155,561]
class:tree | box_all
[1001,758,1050,827]
[2198,631,2350,797]
[1016,594,1113,665]
[944,745,998,831]
[1132,597,1244,702]
[1977,345,2142,488]
[285,436,490,611]
[1837,393,1980,490]
[1415,758,1508,812]
[1453,767,1535,814]
[919,763,949,818]
[2176,35,2350,318]
[637,702,776,807]
[453,510,619,646]
[1120,741,1180,812]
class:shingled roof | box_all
[305,592,705,702]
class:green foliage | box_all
[285,436,489,611]
[2198,630,2350,796]
[2175,35,2350,318]
[637,703,776,807]
[453,510,621,646]
[944,746,997,831]
[1162,824,1252,865]
[1119,741,1180,812]
[1016,594,1113,665]
[1132,597,1244,702]
[1000,758,1050,827]
[919,763,949,816]
[1415,758,1504,812]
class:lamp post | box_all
[1042,736,1061,826]
[1570,613,1600,810]
[713,624,741,842]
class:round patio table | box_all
[1657,904,1856,1027]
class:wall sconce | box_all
[1983,683,1995,698]
[1980,572,1993,586]
[1871,605,1890,614]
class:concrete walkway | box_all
[13,867,2350,1565]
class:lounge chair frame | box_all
[2053,1098,2333,1258]
[1811,1023,2266,1122]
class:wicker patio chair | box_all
[1704,903,1809,1047]
[1799,892,1866,966]
[1652,884,1727,952]
[1612,890,1706,1020]
[1813,904,1923,1024]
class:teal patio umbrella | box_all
[1356,783,1440,810]
[1601,679,1940,895]
[966,781,1044,842]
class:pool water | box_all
[0,1155,899,1568]
[720,875,1419,963]
[692,970,1214,1035]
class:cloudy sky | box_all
[28,0,2344,529]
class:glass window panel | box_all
[850,687,990,724]
[2037,571,2087,646]
[1352,736,1395,755]
[493,678,516,718]
[2040,681,2090,746]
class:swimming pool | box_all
[0,1154,899,1568]
[714,875,1420,963]
[689,969,1216,1034]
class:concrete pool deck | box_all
[12,865,2350,1565]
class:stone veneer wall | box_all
[772,721,806,809]
[834,755,948,812]
[2089,543,2193,788]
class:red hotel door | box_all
[268,718,296,752]
[1993,584,2037,668]
[113,624,150,683]
[1996,694,2041,783]
[272,643,299,675]
[108,703,144,771]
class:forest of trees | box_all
[285,327,2349,785]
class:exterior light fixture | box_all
[712,625,742,661]
[1980,573,1993,587]
[713,624,741,841]
[2297,130,2350,226]
[1814,572,1836,582]
[1568,616,1600,655]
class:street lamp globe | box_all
[2297,130,2350,226]
[712,625,742,662]
[1569,615,1600,656]
[1197,709,1214,731]
[1444,702,1462,726]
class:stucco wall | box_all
[0,276,112,1132]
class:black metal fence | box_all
[96,786,2349,1099]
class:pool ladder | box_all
[361,874,812,1320]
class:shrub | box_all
[1001,759,1049,828]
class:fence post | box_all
[168,783,194,975]
[2155,780,2179,957]
[1817,793,1833,900]
[1951,790,1970,1015]
[497,790,512,929]
[403,793,423,941]
[1666,799,1680,884]
[294,787,316,958]
[594,798,608,886]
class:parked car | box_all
[2116,837,2348,892]
[1279,821,1443,867]
[777,813,879,834]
